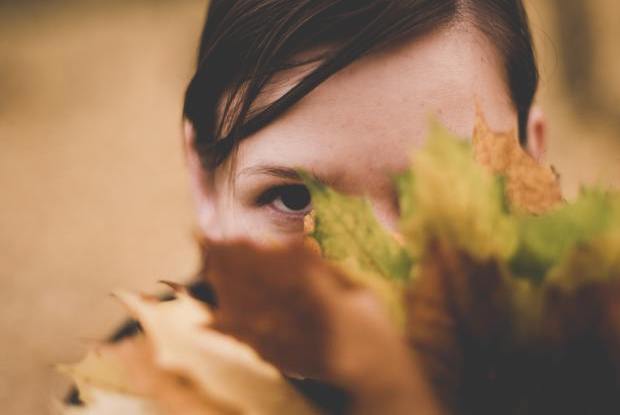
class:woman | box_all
[70,0,548,412]
[181,1,546,410]
[182,0,546,247]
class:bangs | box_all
[183,0,537,171]
[184,0,458,170]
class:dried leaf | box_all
[406,239,515,413]
[61,335,231,415]
[117,288,319,415]
[473,110,563,214]
[60,387,158,415]
[204,240,442,415]
[61,287,319,415]
[407,236,620,415]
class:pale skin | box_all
[184,23,547,246]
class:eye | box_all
[258,184,312,215]
[271,184,312,214]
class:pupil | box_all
[281,185,311,210]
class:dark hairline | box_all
[183,0,538,172]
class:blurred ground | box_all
[0,1,618,414]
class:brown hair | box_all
[183,0,538,171]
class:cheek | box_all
[213,201,304,245]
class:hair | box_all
[183,0,538,172]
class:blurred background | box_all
[0,1,618,414]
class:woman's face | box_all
[187,25,537,245]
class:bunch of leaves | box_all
[302,111,620,414]
[60,112,620,415]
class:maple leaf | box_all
[299,171,413,281]
[203,239,442,415]
[405,239,515,414]
[59,285,320,415]
[397,119,518,262]
[59,335,232,415]
[510,189,620,282]
[472,110,563,214]
[406,236,620,415]
[397,115,620,414]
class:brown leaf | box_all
[473,110,563,214]
[204,240,352,378]
[407,237,620,415]
[406,239,515,413]
[531,279,620,415]
[203,239,443,415]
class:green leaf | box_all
[398,120,518,262]
[511,189,620,283]
[394,169,415,224]
[299,171,413,281]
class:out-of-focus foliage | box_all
[61,115,620,415]
[60,285,321,415]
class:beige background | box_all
[0,1,618,414]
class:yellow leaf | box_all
[60,286,319,415]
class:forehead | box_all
[227,25,517,190]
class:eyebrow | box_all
[236,164,332,186]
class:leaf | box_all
[116,288,320,415]
[405,239,515,414]
[394,169,416,225]
[303,211,407,327]
[60,285,319,415]
[334,257,407,328]
[59,387,159,415]
[58,344,136,400]
[60,335,231,415]
[400,116,620,414]
[511,189,620,281]
[204,239,406,379]
[472,110,563,214]
[203,239,442,415]
[299,171,413,281]
[406,236,620,415]
[398,119,518,262]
